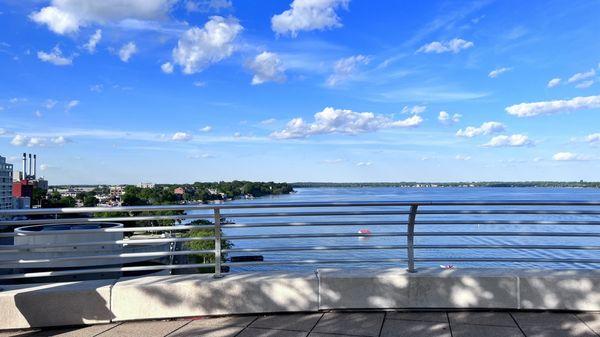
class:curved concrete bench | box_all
[2,268,599,330]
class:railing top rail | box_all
[1,200,600,216]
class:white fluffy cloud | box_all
[83,29,102,53]
[185,0,232,13]
[438,111,461,124]
[200,126,212,132]
[585,133,600,145]
[417,38,474,54]
[326,54,370,86]
[356,161,372,167]
[547,78,561,88]
[172,16,243,74]
[483,134,534,147]
[161,62,174,74]
[505,94,600,117]
[575,80,594,89]
[247,51,286,85]
[271,107,423,139]
[30,0,175,35]
[44,99,58,109]
[172,132,193,141]
[568,69,596,83]
[271,0,349,37]
[119,42,137,62]
[10,135,69,147]
[455,155,471,161]
[456,121,505,138]
[553,152,591,161]
[37,45,73,66]
[65,100,79,111]
[488,67,511,78]
[401,105,426,114]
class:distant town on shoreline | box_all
[52,181,600,190]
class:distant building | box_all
[12,196,30,209]
[34,178,49,191]
[0,156,14,209]
[13,179,34,200]
[110,185,124,197]
[138,182,155,188]
[174,187,185,196]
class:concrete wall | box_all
[111,272,319,321]
[1,268,599,330]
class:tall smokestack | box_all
[33,154,37,179]
[28,154,32,179]
[22,153,26,179]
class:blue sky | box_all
[1,0,599,184]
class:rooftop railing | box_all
[1,200,600,281]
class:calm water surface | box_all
[205,187,600,271]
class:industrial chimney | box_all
[22,153,26,179]
[33,154,37,179]
[28,154,32,180]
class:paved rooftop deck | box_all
[1,311,599,337]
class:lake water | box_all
[217,187,600,271]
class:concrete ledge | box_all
[2,268,600,330]
[517,269,600,310]
[110,271,319,321]
[318,268,518,309]
[0,279,115,330]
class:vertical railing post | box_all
[213,208,223,278]
[407,204,418,273]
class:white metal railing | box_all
[0,200,600,281]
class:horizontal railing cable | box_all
[0,200,599,280]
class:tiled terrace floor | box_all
[2,311,600,337]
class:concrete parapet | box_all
[318,268,518,309]
[517,269,600,311]
[0,279,115,330]
[110,271,319,321]
[1,268,599,330]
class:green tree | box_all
[83,195,99,207]
[184,220,232,265]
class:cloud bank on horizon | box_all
[1,0,599,183]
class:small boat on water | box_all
[357,229,371,235]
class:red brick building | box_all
[13,180,34,199]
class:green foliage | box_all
[83,195,99,207]
[31,187,47,206]
[42,193,76,208]
[183,220,232,264]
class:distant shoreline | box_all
[292,182,600,188]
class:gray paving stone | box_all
[451,323,524,337]
[577,313,600,335]
[236,327,308,337]
[449,312,517,327]
[167,316,256,337]
[511,312,583,329]
[312,312,384,337]
[168,325,243,337]
[380,319,451,337]
[29,324,120,337]
[519,325,597,337]
[309,333,359,337]
[386,311,448,323]
[96,320,189,337]
[250,313,322,331]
